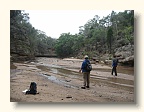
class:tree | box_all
[55,33,75,57]
[11,10,57,61]
[107,27,113,53]
[11,10,134,61]
[10,10,34,59]
[124,26,134,45]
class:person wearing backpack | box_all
[79,55,92,89]
[111,55,118,76]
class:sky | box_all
[25,10,124,39]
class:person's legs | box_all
[82,72,90,89]
[82,72,87,89]
[115,67,117,76]
[111,67,114,75]
[86,72,90,88]
[113,66,117,76]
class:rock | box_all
[100,61,104,64]
[10,29,35,62]
[115,45,134,66]
[119,55,134,66]
[104,59,111,65]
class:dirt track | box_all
[10,57,134,103]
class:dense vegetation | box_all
[10,10,56,61]
[10,10,134,64]
[55,10,134,59]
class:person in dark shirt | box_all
[79,55,91,89]
[111,55,118,76]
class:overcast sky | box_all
[25,10,124,39]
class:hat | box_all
[84,55,88,59]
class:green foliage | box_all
[10,10,56,60]
[10,10,32,55]
[35,31,56,55]
[107,27,113,53]
[54,33,85,57]
[123,26,134,44]
[11,10,134,60]
[54,33,74,57]
[54,10,134,58]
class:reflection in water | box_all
[37,65,80,88]
[41,73,78,89]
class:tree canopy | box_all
[54,10,134,58]
[10,10,56,61]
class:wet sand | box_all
[10,57,134,103]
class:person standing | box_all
[111,55,118,76]
[79,55,92,89]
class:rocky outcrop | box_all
[91,44,134,67]
[10,36,35,62]
[114,44,134,66]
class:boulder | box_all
[114,45,134,66]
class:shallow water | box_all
[36,59,134,92]
[37,65,81,88]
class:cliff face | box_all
[10,36,35,62]
[114,44,134,66]
[10,10,35,62]
[10,36,56,61]
[97,44,134,66]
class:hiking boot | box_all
[86,86,89,88]
[81,87,86,89]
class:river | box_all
[35,57,134,91]
[10,57,134,102]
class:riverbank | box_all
[10,57,134,103]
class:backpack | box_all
[86,61,92,71]
[113,58,118,67]
[26,82,37,95]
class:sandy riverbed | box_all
[10,57,134,103]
